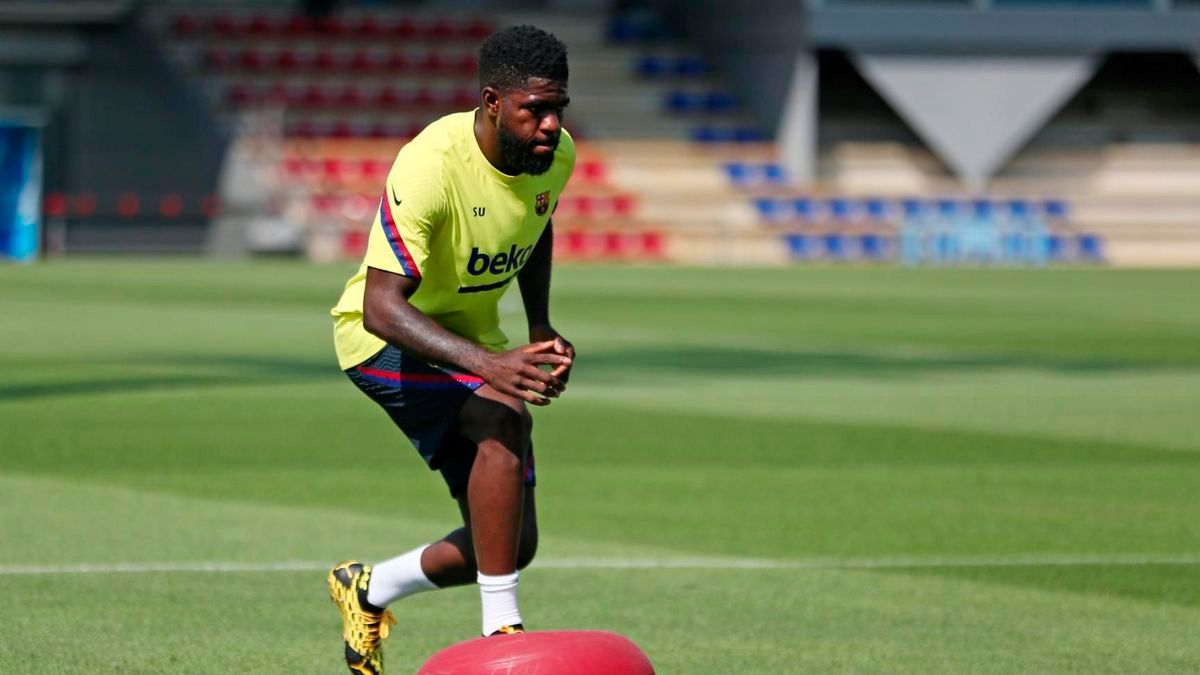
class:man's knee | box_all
[475,402,531,452]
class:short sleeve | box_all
[363,147,447,279]
[559,128,577,184]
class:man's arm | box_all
[517,220,554,332]
[363,267,569,404]
[517,221,575,381]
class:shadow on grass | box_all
[0,354,341,402]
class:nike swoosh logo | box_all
[390,188,402,207]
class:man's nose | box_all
[540,111,561,136]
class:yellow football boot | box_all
[328,561,397,675]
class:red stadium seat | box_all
[563,230,588,255]
[211,15,239,37]
[44,192,68,217]
[337,85,365,107]
[159,193,184,218]
[613,195,636,217]
[450,88,476,109]
[343,229,368,257]
[171,14,203,37]
[305,85,336,106]
[425,19,454,40]
[203,48,231,70]
[274,49,302,71]
[246,14,274,36]
[348,51,374,73]
[462,19,493,40]
[580,161,606,181]
[641,231,665,256]
[459,53,480,74]
[418,52,447,73]
[313,50,340,72]
[282,158,304,176]
[603,232,626,256]
[282,15,313,37]
[412,88,435,109]
[389,18,417,39]
[226,84,255,106]
[238,49,267,71]
[387,51,411,71]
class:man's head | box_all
[478,25,569,176]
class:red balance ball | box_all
[419,630,654,675]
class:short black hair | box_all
[478,25,568,92]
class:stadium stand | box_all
[35,0,1185,266]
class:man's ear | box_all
[481,87,502,116]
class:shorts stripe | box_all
[357,366,484,390]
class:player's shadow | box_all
[578,347,1163,380]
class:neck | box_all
[473,109,517,176]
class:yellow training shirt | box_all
[331,111,576,370]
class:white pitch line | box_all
[1,553,1199,576]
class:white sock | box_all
[478,571,523,636]
[365,545,439,609]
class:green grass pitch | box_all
[1,261,1199,674]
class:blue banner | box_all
[0,123,41,263]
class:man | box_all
[326,25,575,675]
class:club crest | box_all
[535,191,550,217]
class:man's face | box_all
[495,77,570,176]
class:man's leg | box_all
[365,386,538,614]
[452,385,535,635]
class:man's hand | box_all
[474,341,572,406]
[529,325,575,383]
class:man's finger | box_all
[522,340,558,354]
[526,352,571,367]
[509,384,550,405]
[521,377,560,398]
[550,364,571,379]
[553,337,567,354]
[522,366,564,391]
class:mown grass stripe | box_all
[3,553,1199,576]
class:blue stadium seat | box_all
[666,91,698,113]
[972,199,994,218]
[733,127,767,143]
[1047,234,1067,261]
[860,234,889,260]
[937,199,960,217]
[754,197,781,220]
[829,198,854,222]
[763,164,788,185]
[792,198,815,220]
[1077,234,1104,262]
[674,56,709,77]
[1007,199,1033,217]
[902,199,925,218]
[705,92,736,113]
[635,56,666,78]
[823,234,848,260]
[693,126,766,144]
[784,234,814,260]
[865,199,889,221]
[1044,200,1069,219]
[725,162,751,187]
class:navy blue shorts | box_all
[346,344,535,498]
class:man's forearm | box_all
[518,222,554,330]
[365,296,491,374]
